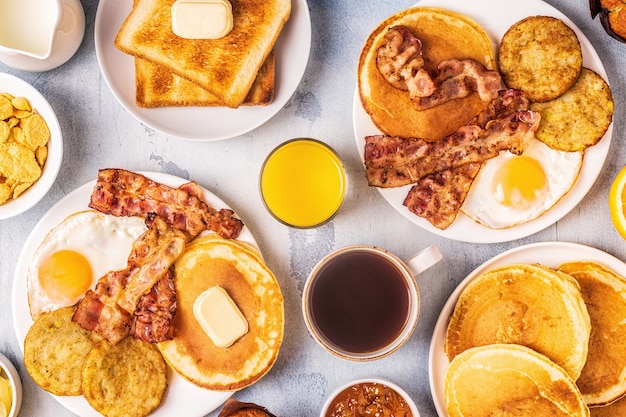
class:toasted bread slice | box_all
[116,0,290,108]
[135,50,276,107]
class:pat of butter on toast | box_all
[194,285,248,348]
[171,0,233,39]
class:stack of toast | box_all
[115,0,291,108]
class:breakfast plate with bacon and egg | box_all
[353,0,613,243]
[12,170,284,417]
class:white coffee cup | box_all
[302,244,441,361]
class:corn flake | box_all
[0,121,9,143]
[21,113,50,149]
[11,96,31,112]
[0,183,10,205]
[35,145,48,166]
[0,96,12,120]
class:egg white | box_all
[461,139,583,229]
[27,210,147,319]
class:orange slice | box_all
[608,165,626,239]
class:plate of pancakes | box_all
[429,241,626,416]
[95,0,311,141]
[353,0,614,243]
[12,171,284,417]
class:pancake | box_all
[357,7,496,141]
[445,344,590,417]
[158,235,283,391]
[445,263,591,380]
[558,261,626,407]
[590,395,626,416]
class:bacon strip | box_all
[376,26,505,110]
[89,168,243,239]
[403,163,482,229]
[73,217,187,344]
[400,89,535,229]
[119,215,187,314]
[364,90,541,188]
[133,267,176,344]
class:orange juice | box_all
[260,139,346,228]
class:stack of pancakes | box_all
[115,0,291,108]
[158,235,284,391]
[444,261,626,416]
[357,7,496,141]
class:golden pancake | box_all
[445,344,590,417]
[558,261,626,407]
[445,263,591,380]
[590,395,626,416]
[358,7,496,141]
[158,235,283,391]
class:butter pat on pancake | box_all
[358,7,497,141]
[445,344,589,417]
[158,235,284,391]
[531,68,614,152]
[194,285,249,348]
[558,261,626,407]
[498,16,582,103]
[445,263,591,381]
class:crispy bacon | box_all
[72,217,187,345]
[133,267,176,343]
[376,26,505,110]
[403,163,481,229]
[89,168,243,239]
[119,215,187,314]
[364,90,541,188]
[400,89,535,229]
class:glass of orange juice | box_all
[260,138,347,228]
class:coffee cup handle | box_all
[405,245,442,275]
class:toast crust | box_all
[135,50,276,107]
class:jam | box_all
[325,382,414,417]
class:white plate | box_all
[94,0,311,141]
[0,73,63,220]
[428,241,626,416]
[353,0,612,243]
[12,171,258,417]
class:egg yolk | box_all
[37,250,93,302]
[493,155,549,210]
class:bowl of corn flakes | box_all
[0,72,62,219]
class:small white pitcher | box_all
[0,0,85,71]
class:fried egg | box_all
[461,139,583,229]
[27,210,147,320]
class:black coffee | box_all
[309,250,410,354]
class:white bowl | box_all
[320,378,420,417]
[0,72,63,219]
[0,352,22,417]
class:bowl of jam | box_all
[320,378,419,417]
